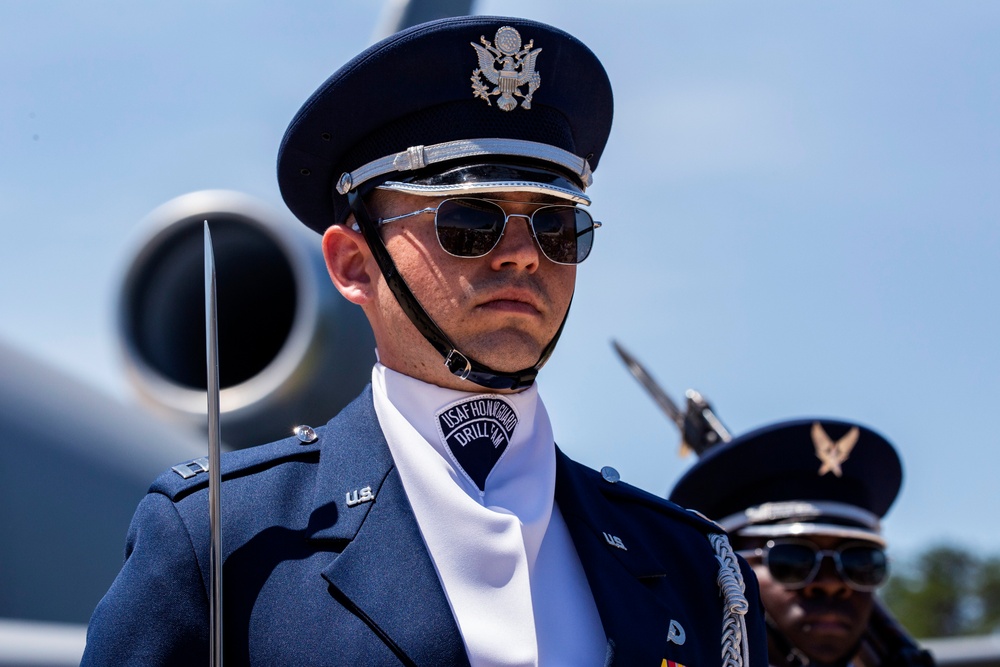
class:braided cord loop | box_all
[711,533,751,667]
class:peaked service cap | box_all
[669,419,903,544]
[277,15,614,234]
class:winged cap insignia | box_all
[470,26,542,111]
[811,422,859,477]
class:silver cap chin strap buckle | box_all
[444,349,473,380]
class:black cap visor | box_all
[376,162,590,205]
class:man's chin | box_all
[804,648,853,666]
[797,633,861,666]
[461,331,551,371]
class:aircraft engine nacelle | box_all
[118,190,375,449]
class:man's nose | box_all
[803,555,851,598]
[489,213,541,272]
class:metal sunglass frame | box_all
[374,197,602,265]
[739,538,889,592]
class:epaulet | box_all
[149,424,324,501]
[590,463,727,535]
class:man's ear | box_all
[322,224,374,305]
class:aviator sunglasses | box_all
[374,197,601,265]
[740,539,889,592]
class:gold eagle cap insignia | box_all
[470,26,542,111]
[811,422,859,477]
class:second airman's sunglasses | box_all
[740,538,889,592]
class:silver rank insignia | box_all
[812,422,859,477]
[470,26,542,111]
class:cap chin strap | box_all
[348,191,568,391]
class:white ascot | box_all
[372,364,606,667]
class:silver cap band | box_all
[335,137,594,195]
[736,522,886,547]
[719,500,882,534]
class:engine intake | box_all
[118,190,375,449]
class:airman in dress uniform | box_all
[670,419,929,667]
[82,16,767,666]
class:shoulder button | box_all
[600,466,620,483]
[293,424,318,444]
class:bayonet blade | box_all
[611,340,684,430]
[204,221,223,666]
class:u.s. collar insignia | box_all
[470,26,542,111]
[345,486,375,507]
[811,422,859,477]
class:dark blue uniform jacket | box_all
[83,387,766,666]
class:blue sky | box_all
[2,1,998,558]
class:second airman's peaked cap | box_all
[669,419,903,543]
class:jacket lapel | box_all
[555,449,673,667]
[309,388,469,667]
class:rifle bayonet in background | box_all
[611,340,731,456]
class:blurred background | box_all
[1,0,998,663]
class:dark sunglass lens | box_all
[840,546,888,589]
[767,543,818,586]
[532,207,594,264]
[436,199,504,257]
